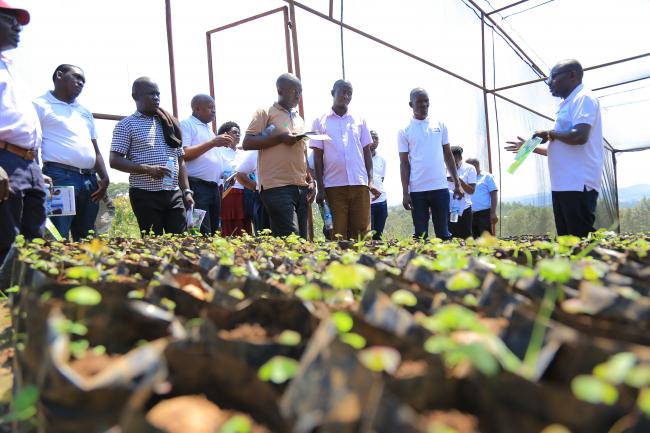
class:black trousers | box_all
[259,185,309,238]
[552,189,598,238]
[472,209,492,238]
[449,206,473,239]
[129,188,186,236]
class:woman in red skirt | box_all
[218,122,252,236]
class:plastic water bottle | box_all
[162,156,176,188]
[262,124,276,137]
[450,197,463,223]
[323,201,333,230]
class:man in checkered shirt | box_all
[109,77,194,235]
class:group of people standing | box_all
[1,1,605,280]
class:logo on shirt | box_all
[431,128,441,132]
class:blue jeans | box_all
[410,188,451,240]
[42,165,99,241]
[370,200,388,240]
[189,178,220,235]
[0,149,46,267]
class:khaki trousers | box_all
[325,185,370,240]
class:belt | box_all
[43,161,96,175]
[188,176,219,187]
[0,140,36,161]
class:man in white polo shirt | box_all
[180,94,233,235]
[33,64,110,240]
[507,59,603,238]
[399,88,462,240]
[311,79,379,240]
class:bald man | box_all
[507,59,604,237]
[109,77,194,235]
[242,73,314,238]
[180,94,233,235]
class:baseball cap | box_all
[0,1,30,25]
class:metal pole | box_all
[486,0,533,16]
[282,0,485,91]
[490,52,650,93]
[164,0,179,118]
[481,12,493,174]
[288,1,304,118]
[283,7,294,73]
[613,151,620,233]
[206,33,216,132]
[464,0,545,76]
[92,113,126,121]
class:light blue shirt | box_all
[471,172,497,212]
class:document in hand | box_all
[507,136,543,174]
[46,186,76,216]
[298,131,332,141]
[186,206,207,229]
[221,173,237,199]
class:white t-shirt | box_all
[398,117,449,193]
[180,115,223,183]
[448,162,477,210]
[548,84,604,192]
[236,149,259,191]
[220,147,245,189]
[371,153,386,203]
[33,91,97,169]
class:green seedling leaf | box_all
[447,271,480,291]
[540,425,572,433]
[625,365,650,388]
[427,422,459,433]
[420,305,485,334]
[332,311,354,333]
[91,345,106,356]
[358,346,401,374]
[258,356,299,384]
[538,258,572,284]
[65,286,102,306]
[638,388,650,417]
[593,352,637,385]
[457,343,499,376]
[276,330,301,346]
[228,288,245,300]
[424,335,457,354]
[340,332,366,350]
[54,319,88,336]
[65,266,100,282]
[295,283,322,301]
[70,339,90,358]
[390,289,417,307]
[323,262,375,290]
[571,375,618,405]
[1,385,38,422]
[557,235,581,248]
[218,414,252,433]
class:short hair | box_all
[466,157,479,167]
[190,94,214,110]
[556,59,584,80]
[217,121,240,135]
[409,87,427,101]
[276,73,301,90]
[132,76,156,94]
[332,79,352,91]
[451,146,463,156]
[52,64,81,83]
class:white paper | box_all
[46,186,76,216]
[303,132,331,141]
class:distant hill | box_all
[503,184,650,207]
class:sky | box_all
[8,0,649,205]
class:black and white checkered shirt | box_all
[110,111,184,191]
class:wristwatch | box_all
[183,189,194,196]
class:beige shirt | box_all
[246,102,308,190]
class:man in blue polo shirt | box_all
[466,158,498,237]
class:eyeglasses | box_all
[0,12,19,27]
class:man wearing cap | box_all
[33,64,110,241]
[0,2,49,271]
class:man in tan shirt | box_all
[242,73,313,238]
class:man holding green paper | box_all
[507,59,603,238]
